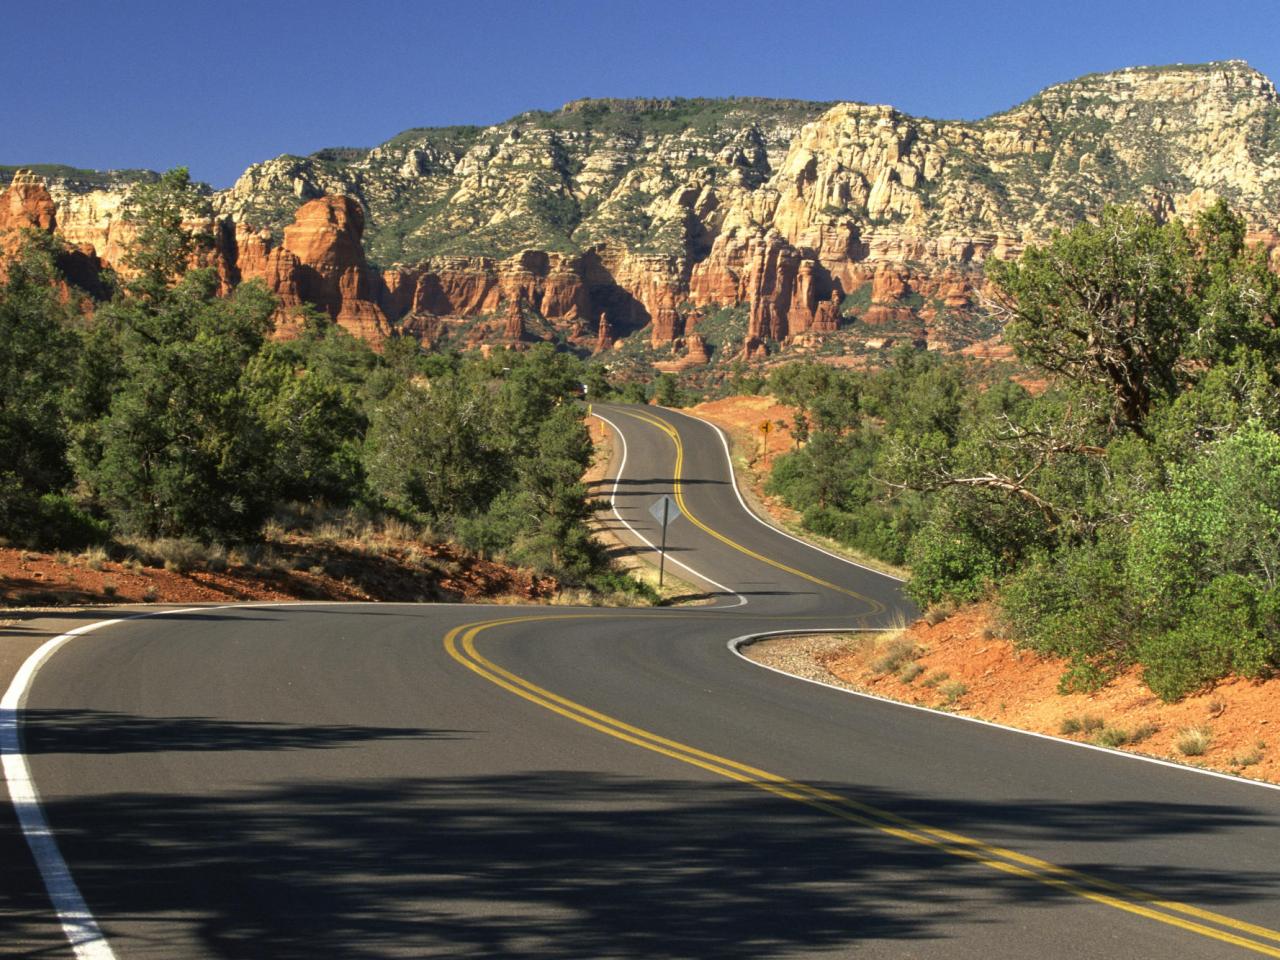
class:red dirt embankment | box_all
[799,605,1280,786]
[0,530,555,609]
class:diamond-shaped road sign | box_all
[648,495,681,526]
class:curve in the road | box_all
[615,407,888,617]
[593,409,745,606]
[6,402,1280,959]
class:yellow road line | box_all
[606,408,1280,942]
[616,408,885,618]
[445,613,1280,956]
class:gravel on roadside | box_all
[740,633,868,688]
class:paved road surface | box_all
[4,403,1280,958]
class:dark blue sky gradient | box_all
[7,0,1280,187]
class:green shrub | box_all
[1000,540,1137,692]
[31,494,110,551]
[905,516,999,606]
[1129,421,1280,628]
[802,504,909,566]
[1139,575,1272,701]
[617,382,648,404]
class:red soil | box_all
[0,533,555,610]
[823,604,1280,785]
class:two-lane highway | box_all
[5,403,1280,958]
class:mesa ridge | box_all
[4,60,1280,362]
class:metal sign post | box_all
[659,496,670,587]
[648,494,682,587]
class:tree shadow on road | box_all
[18,709,468,754]
[28,768,1280,959]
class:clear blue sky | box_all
[7,0,1280,187]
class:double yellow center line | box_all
[446,613,1280,956]
[441,407,1280,955]
[618,408,886,618]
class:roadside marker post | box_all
[648,494,681,586]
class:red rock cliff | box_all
[235,196,394,340]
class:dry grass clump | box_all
[1060,714,1105,736]
[1091,722,1162,749]
[899,662,925,684]
[379,517,417,542]
[1176,725,1213,757]
[1231,742,1266,769]
[224,543,287,573]
[118,538,229,573]
[1130,722,1159,743]
[550,588,596,607]
[313,522,348,544]
[920,670,950,689]
[872,638,920,675]
[924,602,955,626]
[81,545,109,570]
[938,681,969,706]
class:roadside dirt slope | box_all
[0,532,555,609]
[747,606,1280,786]
[690,393,1279,786]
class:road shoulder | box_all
[740,617,1280,789]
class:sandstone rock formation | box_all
[593,311,612,353]
[683,333,710,365]
[254,195,392,340]
[0,169,57,236]
[11,61,1280,359]
[0,170,103,294]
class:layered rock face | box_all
[235,196,394,340]
[0,169,57,236]
[0,171,105,295]
[12,61,1280,359]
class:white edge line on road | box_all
[727,629,1280,795]
[0,599,407,959]
[663,405,908,584]
[594,411,746,608]
[1,605,215,959]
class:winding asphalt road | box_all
[5,403,1280,959]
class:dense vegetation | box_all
[766,202,1280,700]
[0,169,643,598]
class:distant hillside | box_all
[8,61,1280,370]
